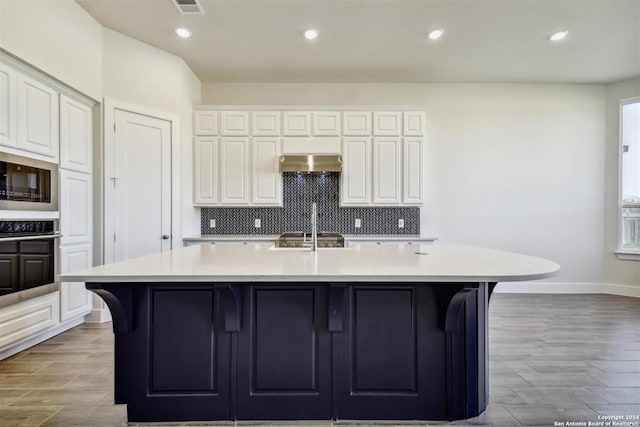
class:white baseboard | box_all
[85,307,112,323]
[494,282,640,298]
[0,316,85,361]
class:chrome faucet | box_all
[311,202,318,252]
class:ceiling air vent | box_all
[174,0,204,14]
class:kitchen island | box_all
[58,243,559,423]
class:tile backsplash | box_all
[200,173,419,235]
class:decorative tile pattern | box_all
[201,173,420,235]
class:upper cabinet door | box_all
[0,64,17,148]
[194,137,218,205]
[403,137,423,205]
[194,110,217,135]
[403,112,425,136]
[372,137,401,204]
[283,111,311,136]
[343,112,371,136]
[16,73,59,160]
[313,112,341,136]
[341,137,371,205]
[220,111,250,136]
[252,111,281,136]
[252,137,282,206]
[373,112,401,136]
[220,137,250,205]
[59,169,92,246]
[60,94,92,173]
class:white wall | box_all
[202,83,607,287]
[604,78,640,288]
[0,0,103,100]
[102,28,202,243]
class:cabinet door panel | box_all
[252,137,282,205]
[60,95,92,173]
[252,112,280,136]
[16,74,59,159]
[343,112,371,136]
[237,285,331,420]
[59,243,92,321]
[336,285,446,420]
[59,169,92,245]
[403,111,425,136]
[0,64,17,147]
[0,254,19,295]
[403,137,423,204]
[312,112,340,136]
[373,112,401,136]
[220,111,249,136]
[283,112,311,136]
[194,137,218,204]
[341,137,371,205]
[220,137,250,205]
[19,254,52,290]
[372,137,401,204]
[194,111,217,135]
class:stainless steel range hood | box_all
[279,154,342,173]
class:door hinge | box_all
[114,123,116,132]
[113,233,116,242]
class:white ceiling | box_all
[76,0,640,84]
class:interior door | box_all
[109,108,171,262]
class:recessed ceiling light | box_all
[428,29,445,40]
[304,29,318,40]
[549,30,569,41]
[175,27,191,38]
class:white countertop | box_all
[182,235,437,242]
[58,243,559,284]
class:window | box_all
[619,98,640,258]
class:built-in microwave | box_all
[0,152,58,211]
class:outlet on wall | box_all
[398,219,404,228]
[254,218,261,228]
[209,219,216,228]
[355,218,361,228]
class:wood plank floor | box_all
[1,293,638,426]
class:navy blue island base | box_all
[89,281,496,423]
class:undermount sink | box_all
[268,244,352,251]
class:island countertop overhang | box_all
[57,243,560,284]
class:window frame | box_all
[616,97,640,260]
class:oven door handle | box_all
[0,232,62,242]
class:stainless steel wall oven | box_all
[0,152,58,211]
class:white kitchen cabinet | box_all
[403,111,425,136]
[373,137,401,204]
[0,63,17,148]
[341,137,371,205]
[59,243,92,322]
[220,137,250,204]
[403,137,423,204]
[59,94,92,173]
[252,137,282,206]
[194,137,218,205]
[252,111,280,136]
[16,73,59,160]
[373,112,401,136]
[193,110,217,135]
[313,112,341,136]
[220,111,249,136]
[283,111,311,136]
[343,112,371,136]
[59,169,92,246]
[0,292,60,353]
